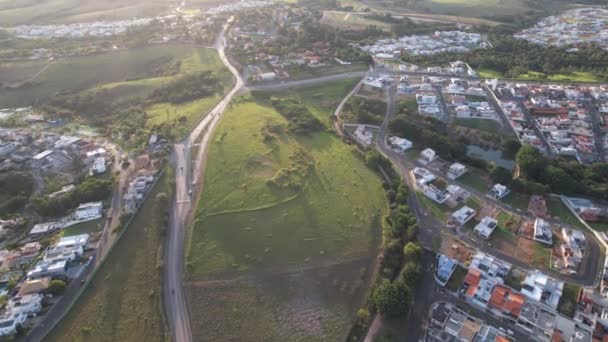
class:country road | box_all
[163,17,244,342]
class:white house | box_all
[533,218,553,245]
[412,167,436,185]
[259,72,276,81]
[56,234,90,249]
[451,206,476,226]
[29,222,64,236]
[419,148,437,164]
[388,136,413,152]
[89,157,106,176]
[27,259,67,280]
[0,313,27,336]
[6,293,42,317]
[73,202,103,222]
[474,217,498,239]
[447,163,467,180]
[488,184,510,200]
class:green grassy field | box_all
[47,170,171,342]
[186,80,387,341]
[62,218,105,237]
[188,99,386,274]
[0,44,227,108]
[478,68,606,83]
[0,0,171,25]
[547,197,586,229]
[454,118,502,134]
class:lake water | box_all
[467,145,515,170]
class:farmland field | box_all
[0,0,170,25]
[0,44,230,109]
[46,169,171,342]
[185,80,387,341]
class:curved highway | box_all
[163,17,244,342]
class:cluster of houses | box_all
[514,8,608,50]
[0,234,91,336]
[445,79,498,120]
[360,31,489,58]
[385,60,478,77]
[6,18,153,39]
[29,202,103,237]
[436,251,595,341]
[0,127,110,177]
[494,81,608,163]
[426,302,512,342]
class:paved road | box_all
[163,17,244,342]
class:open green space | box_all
[478,68,606,83]
[558,283,581,318]
[454,118,501,134]
[47,170,171,342]
[478,68,504,79]
[61,218,105,237]
[188,98,386,275]
[446,265,466,292]
[416,191,448,221]
[458,172,489,193]
[0,44,228,109]
[186,80,387,341]
[590,222,608,232]
[502,192,530,212]
[0,0,171,25]
[546,197,585,229]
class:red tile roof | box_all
[489,285,525,317]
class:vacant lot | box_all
[0,44,228,108]
[186,81,387,340]
[47,170,171,342]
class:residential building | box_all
[488,285,526,321]
[517,300,557,340]
[73,202,102,222]
[56,234,89,249]
[447,163,467,180]
[419,148,437,164]
[521,270,564,309]
[89,157,106,176]
[388,136,413,152]
[0,313,27,336]
[533,218,553,245]
[435,254,457,286]
[29,221,63,237]
[450,206,476,226]
[6,293,42,317]
[17,277,51,297]
[413,167,436,186]
[27,259,68,280]
[474,217,498,239]
[489,184,511,200]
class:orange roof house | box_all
[489,285,525,318]
[464,269,482,297]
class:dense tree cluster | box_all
[344,97,386,125]
[270,97,323,134]
[0,172,33,217]
[516,145,608,199]
[31,177,113,218]
[151,71,223,104]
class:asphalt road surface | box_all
[163,17,244,342]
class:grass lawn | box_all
[558,283,581,318]
[502,192,530,212]
[321,11,393,31]
[454,118,501,134]
[61,218,105,237]
[590,222,608,232]
[416,191,448,221]
[547,197,586,229]
[478,68,504,79]
[458,172,489,193]
[285,63,368,81]
[186,83,387,340]
[532,243,552,269]
[188,98,386,274]
[465,197,481,210]
[0,45,229,108]
[446,265,466,292]
[47,169,172,342]
[504,269,523,291]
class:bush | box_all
[371,279,411,317]
[48,279,67,295]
